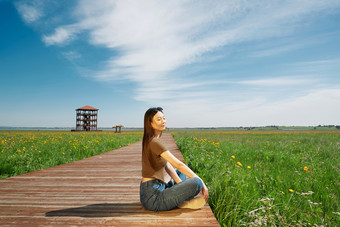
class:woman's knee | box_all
[191,177,203,193]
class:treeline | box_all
[317,125,340,129]
[242,125,340,131]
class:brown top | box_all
[142,137,170,183]
[76,105,99,111]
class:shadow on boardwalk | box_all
[46,202,196,218]
[46,202,143,218]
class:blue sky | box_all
[1,0,340,128]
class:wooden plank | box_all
[0,134,219,226]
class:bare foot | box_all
[178,197,206,209]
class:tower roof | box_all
[76,105,99,111]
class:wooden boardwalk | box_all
[0,134,219,226]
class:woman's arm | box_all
[161,151,197,178]
[161,150,209,201]
[165,162,182,184]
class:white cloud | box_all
[164,87,340,127]
[238,77,318,86]
[14,0,43,23]
[250,41,313,58]
[42,26,80,46]
[52,0,338,102]
[250,31,339,58]
[287,59,340,74]
[243,87,340,126]
[62,51,81,62]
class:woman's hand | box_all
[202,182,209,201]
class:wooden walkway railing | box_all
[0,134,219,226]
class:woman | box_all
[140,107,209,212]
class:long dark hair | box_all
[142,107,163,151]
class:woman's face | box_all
[151,111,166,132]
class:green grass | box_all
[173,131,340,226]
[0,131,142,179]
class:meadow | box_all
[1,129,339,226]
[173,131,340,226]
[0,131,142,179]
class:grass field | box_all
[1,129,339,226]
[173,131,340,226]
[0,131,142,179]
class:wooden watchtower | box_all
[75,105,99,131]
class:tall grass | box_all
[173,131,340,226]
[0,131,142,179]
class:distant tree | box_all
[336,126,340,130]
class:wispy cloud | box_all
[164,86,340,127]
[250,31,340,58]
[238,77,318,86]
[250,41,314,58]
[33,0,338,100]
[287,58,340,74]
[62,51,81,62]
[42,26,80,46]
[14,0,44,23]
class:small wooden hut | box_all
[75,105,99,131]
[113,124,124,133]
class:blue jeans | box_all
[140,170,203,211]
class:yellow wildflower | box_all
[289,189,294,193]
[247,166,251,169]
[304,166,308,171]
[236,162,243,166]
[231,155,235,159]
